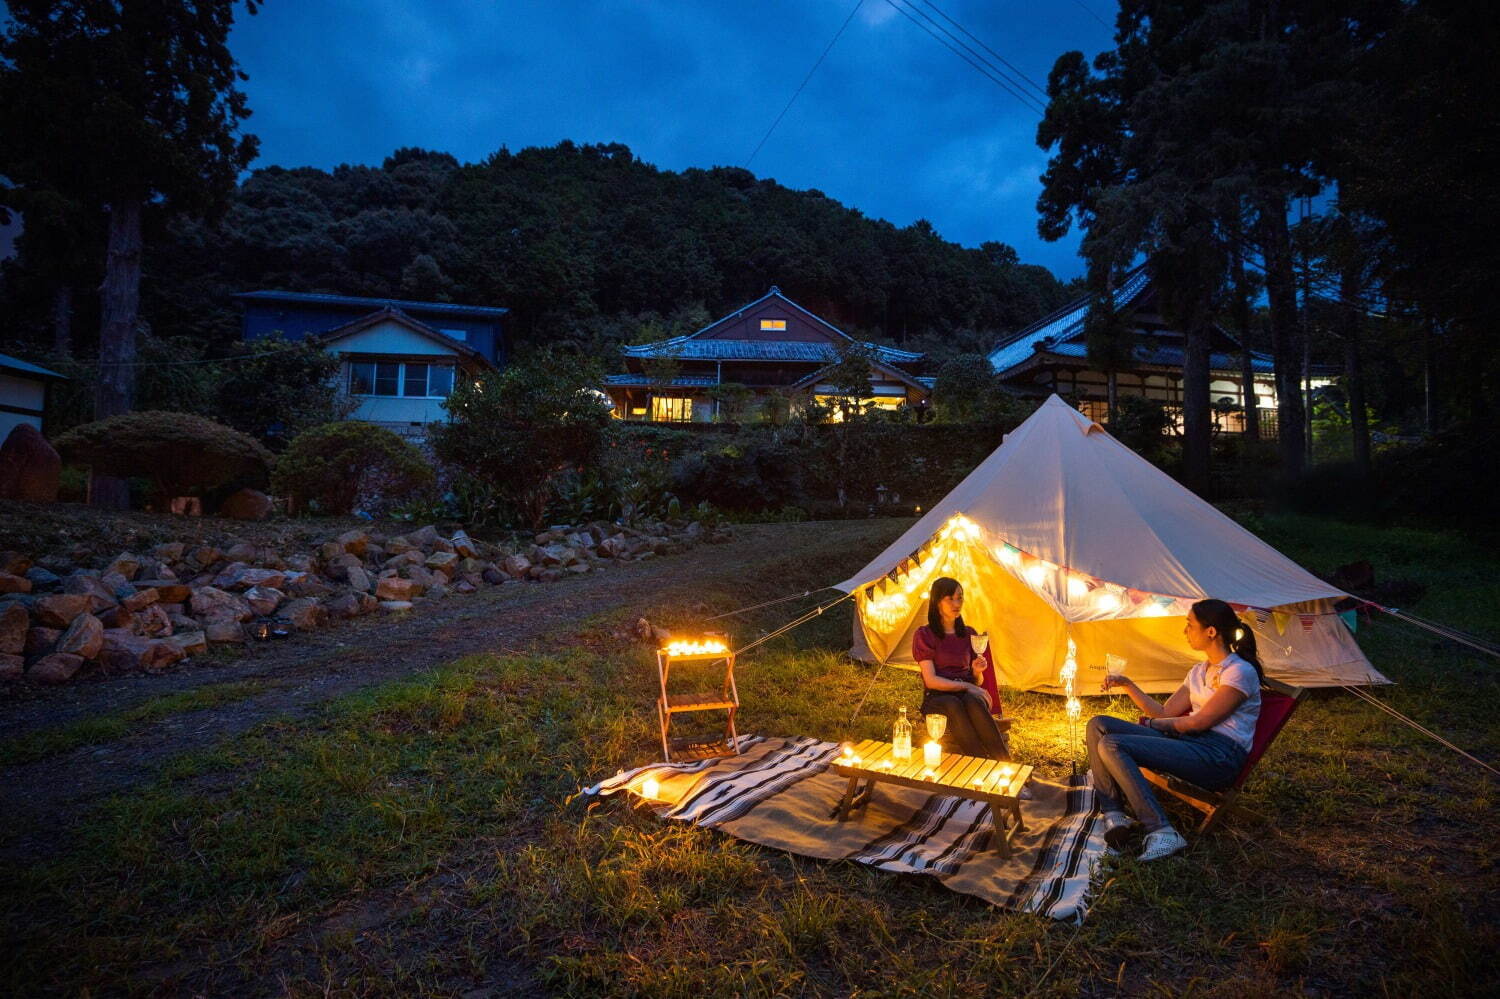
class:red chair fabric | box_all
[1232,689,1298,789]
[975,647,1003,717]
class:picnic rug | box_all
[585,735,1109,921]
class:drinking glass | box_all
[1105,653,1127,687]
[969,632,990,656]
[925,713,947,741]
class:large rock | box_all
[279,598,326,631]
[0,653,23,680]
[375,576,416,601]
[336,529,369,557]
[136,580,190,603]
[220,488,273,520]
[25,626,60,656]
[141,639,186,673]
[24,566,60,591]
[502,554,531,577]
[34,593,90,628]
[323,592,363,619]
[283,573,332,598]
[450,531,478,558]
[0,551,32,575]
[55,612,104,660]
[105,553,141,581]
[152,542,186,563]
[28,652,83,684]
[189,586,253,624]
[425,551,459,574]
[190,546,222,568]
[215,565,285,591]
[481,567,506,586]
[408,524,441,550]
[224,542,258,563]
[0,603,29,654]
[324,552,362,578]
[385,536,417,556]
[98,605,135,631]
[60,574,118,613]
[203,619,245,644]
[0,572,31,594]
[345,565,372,593]
[134,604,173,637]
[121,587,159,612]
[164,631,208,657]
[243,586,284,617]
[0,423,61,502]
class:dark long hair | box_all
[927,577,968,639]
[1191,598,1263,680]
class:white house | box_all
[0,352,66,441]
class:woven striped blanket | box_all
[585,735,1109,921]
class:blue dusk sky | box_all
[227,0,1117,280]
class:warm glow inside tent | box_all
[835,395,1387,694]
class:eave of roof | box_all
[236,290,509,319]
[0,353,68,381]
[603,374,719,388]
[622,338,919,365]
[986,266,1152,370]
[316,306,494,368]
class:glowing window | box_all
[760,318,787,331]
[650,397,693,423]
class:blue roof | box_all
[0,353,67,380]
[604,374,719,388]
[623,286,923,365]
[1038,339,1277,374]
[235,290,509,319]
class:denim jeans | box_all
[922,688,1011,760]
[1085,715,1247,833]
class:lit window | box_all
[760,318,787,331]
[651,396,693,422]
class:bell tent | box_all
[835,395,1385,693]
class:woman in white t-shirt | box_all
[1086,599,1263,861]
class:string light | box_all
[663,639,728,657]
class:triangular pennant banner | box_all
[1339,609,1358,633]
[1299,614,1316,634]
[1273,611,1291,636]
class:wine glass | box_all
[969,632,990,656]
[925,713,947,742]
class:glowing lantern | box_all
[995,544,1021,568]
[1066,574,1090,601]
[1066,696,1082,720]
[663,638,729,657]
[641,777,660,799]
[923,741,942,767]
[1094,589,1122,613]
[1023,563,1048,588]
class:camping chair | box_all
[1139,675,1306,835]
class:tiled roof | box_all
[987,267,1152,373]
[1039,339,1278,374]
[235,290,509,319]
[622,338,919,365]
[0,353,67,380]
[603,374,719,388]
[317,306,494,368]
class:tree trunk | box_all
[1339,267,1370,475]
[52,284,73,356]
[1107,370,1118,422]
[1181,323,1212,494]
[1229,239,1260,440]
[1258,198,1305,476]
[92,199,144,509]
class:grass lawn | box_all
[2,513,1497,996]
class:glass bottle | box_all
[892,705,913,761]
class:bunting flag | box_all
[1273,611,1291,636]
[1339,609,1359,633]
[1299,614,1316,634]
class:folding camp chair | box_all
[1140,675,1306,835]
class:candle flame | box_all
[641,777,659,799]
[663,638,728,657]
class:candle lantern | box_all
[656,634,738,762]
[923,740,942,768]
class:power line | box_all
[1069,0,1113,32]
[745,0,866,167]
[913,0,1050,100]
[882,0,1048,116]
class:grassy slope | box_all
[1,514,1497,997]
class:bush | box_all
[273,421,435,515]
[1106,395,1171,461]
[432,351,613,530]
[54,411,273,508]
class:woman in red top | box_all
[911,577,1011,760]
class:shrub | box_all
[273,421,434,515]
[54,411,273,508]
[1107,395,1171,460]
[432,351,612,530]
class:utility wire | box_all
[745,0,866,167]
[914,0,1050,100]
[882,0,1047,116]
[1069,0,1113,32]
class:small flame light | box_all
[923,741,942,768]
[1094,589,1122,613]
[663,638,728,657]
[1066,574,1090,601]
[1023,563,1048,588]
[641,777,660,799]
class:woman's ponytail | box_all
[1191,598,1264,680]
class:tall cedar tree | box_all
[0,0,259,503]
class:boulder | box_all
[98,605,136,631]
[243,586,284,617]
[216,565,285,591]
[152,542,186,563]
[134,604,173,637]
[0,551,33,575]
[457,556,486,575]
[336,529,369,556]
[502,554,531,577]
[25,626,60,656]
[25,566,61,591]
[224,542,258,563]
[425,583,449,601]
[285,553,314,572]
[408,524,441,550]
[203,620,245,644]
[539,545,577,566]
[100,571,132,596]
[99,630,151,671]
[376,577,416,601]
[450,531,478,558]
[384,550,424,570]
[191,546,222,568]
[105,553,141,580]
[425,551,459,574]
[255,547,287,570]
[318,541,345,563]
[279,598,326,631]
[481,567,507,585]
[379,600,414,612]
[402,565,436,590]
[0,423,61,502]
[0,653,23,680]
[28,652,83,684]
[140,639,186,673]
[283,573,332,598]
[385,536,417,556]
[55,612,104,659]
[345,566,372,593]
[121,587,159,612]
[0,572,31,595]
[324,552,362,577]
[34,593,91,628]
[454,578,477,595]
[220,488,273,520]
[166,610,200,632]
[190,586,253,624]
[61,573,118,613]
[164,631,208,657]
[137,580,191,604]
[0,603,29,654]
[324,593,362,619]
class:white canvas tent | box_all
[835,395,1386,693]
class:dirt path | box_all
[0,520,903,861]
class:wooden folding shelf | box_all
[656,641,739,762]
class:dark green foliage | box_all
[930,354,1029,424]
[671,439,807,512]
[432,353,613,530]
[1107,395,1171,462]
[54,411,272,507]
[212,336,353,449]
[272,422,434,517]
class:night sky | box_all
[227,0,1116,280]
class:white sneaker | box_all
[1138,827,1189,862]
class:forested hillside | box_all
[4,142,1071,359]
